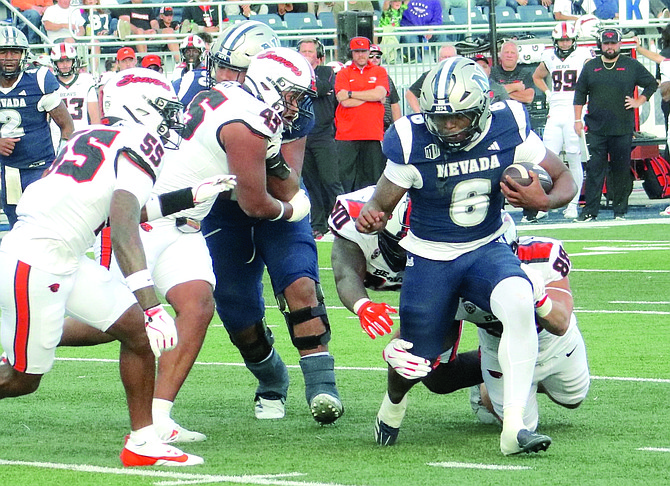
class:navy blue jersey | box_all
[0,67,60,169]
[282,97,314,142]
[172,67,209,109]
[383,100,534,243]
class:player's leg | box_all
[561,119,584,219]
[258,216,342,424]
[67,257,203,466]
[150,229,215,442]
[204,203,290,420]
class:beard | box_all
[602,48,620,60]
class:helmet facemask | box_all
[0,48,27,78]
[554,37,576,61]
[424,109,483,152]
[0,27,29,79]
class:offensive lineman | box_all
[533,21,594,220]
[0,68,203,466]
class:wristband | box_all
[535,295,553,318]
[125,269,154,292]
[353,298,371,314]
[270,200,285,221]
[144,194,163,221]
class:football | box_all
[502,162,553,193]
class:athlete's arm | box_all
[87,100,101,125]
[49,101,75,142]
[537,276,573,336]
[532,62,550,93]
[356,175,407,234]
[266,136,304,202]
[332,235,370,312]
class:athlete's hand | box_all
[287,189,311,222]
[192,175,237,204]
[0,137,20,157]
[520,263,553,317]
[144,304,178,358]
[355,299,397,339]
[382,338,431,379]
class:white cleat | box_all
[660,205,670,216]
[120,436,204,467]
[155,420,206,443]
[255,395,286,419]
[563,206,578,220]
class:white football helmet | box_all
[245,47,316,125]
[208,20,280,76]
[420,57,492,152]
[180,34,206,68]
[574,14,601,38]
[102,68,184,147]
[552,21,578,60]
[326,60,344,73]
[50,42,80,77]
[0,26,29,78]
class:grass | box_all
[1,219,669,485]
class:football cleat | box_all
[469,385,501,426]
[501,429,552,456]
[155,419,206,443]
[255,394,286,419]
[563,206,578,220]
[660,206,670,216]
[574,213,596,223]
[374,416,399,446]
[120,436,204,467]
[310,393,343,424]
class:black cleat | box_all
[512,429,552,455]
[374,416,399,446]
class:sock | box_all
[377,392,408,428]
[152,398,174,424]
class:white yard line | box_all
[427,461,532,470]
[637,447,670,453]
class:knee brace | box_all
[229,319,275,363]
[276,283,331,350]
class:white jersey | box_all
[1,120,165,274]
[328,186,403,291]
[50,72,98,148]
[541,46,594,110]
[660,59,670,83]
[152,80,283,222]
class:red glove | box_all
[354,299,397,339]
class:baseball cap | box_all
[160,6,173,14]
[116,46,136,61]
[599,28,621,43]
[369,44,382,54]
[141,54,162,69]
[473,54,490,65]
[350,37,370,51]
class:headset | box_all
[297,37,324,59]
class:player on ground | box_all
[202,22,344,425]
[533,22,594,220]
[355,57,577,455]
[0,26,74,227]
[49,42,101,150]
[0,68,204,467]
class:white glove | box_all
[520,263,553,317]
[287,189,311,222]
[144,304,178,358]
[191,175,237,204]
[382,338,432,379]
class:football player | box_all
[0,68,204,467]
[202,21,344,425]
[49,42,100,151]
[171,34,208,106]
[355,57,577,455]
[0,27,74,228]
[533,22,594,220]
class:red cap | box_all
[159,6,173,14]
[141,54,162,68]
[116,47,136,61]
[349,37,370,51]
[369,44,382,53]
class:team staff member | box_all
[334,36,389,192]
[574,28,657,222]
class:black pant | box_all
[336,139,386,193]
[302,138,344,233]
[583,132,633,217]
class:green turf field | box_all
[1,219,669,485]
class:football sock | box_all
[377,392,407,428]
[152,398,174,423]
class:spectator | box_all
[155,6,181,62]
[405,43,456,113]
[82,0,118,73]
[115,0,158,54]
[506,0,539,12]
[298,37,343,239]
[116,46,137,70]
[0,27,74,228]
[12,0,51,45]
[554,0,596,20]
[368,44,401,131]
[377,0,406,62]
[473,53,509,102]
[141,53,162,72]
[332,0,375,16]
[334,36,388,192]
[573,28,657,221]
[269,2,309,19]
[490,40,541,223]
[42,0,86,44]
[180,0,223,34]
[225,0,269,18]
[533,22,593,220]
[400,0,445,62]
